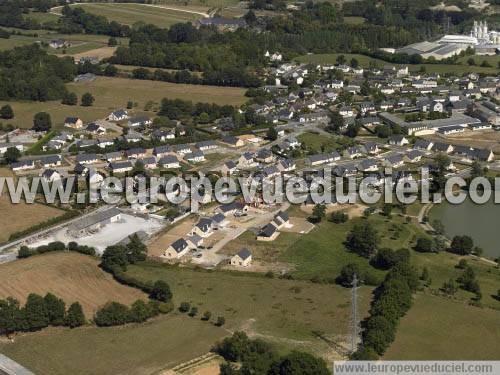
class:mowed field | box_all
[296,53,500,75]
[0,314,226,375]
[0,168,66,243]
[384,294,500,360]
[0,252,146,316]
[0,76,247,128]
[55,3,206,28]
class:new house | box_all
[108,109,129,122]
[158,155,180,169]
[257,223,280,241]
[230,248,252,267]
[163,238,189,259]
[64,117,83,129]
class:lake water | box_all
[430,198,500,259]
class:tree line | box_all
[0,293,85,336]
[214,331,330,374]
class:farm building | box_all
[67,208,121,237]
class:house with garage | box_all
[104,151,123,162]
[383,154,405,168]
[413,139,434,151]
[158,155,180,169]
[138,156,157,169]
[186,234,203,249]
[11,160,34,171]
[41,169,62,183]
[230,248,252,267]
[109,161,133,174]
[125,148,147,159]
[238,152,257,169]
[184,150,205,163]
[221,160,237,175]
[431,142,454,154]
[357,158,379,172]
[388,135,409,146]
[404,150,424,163]
[256,149,275,163]
[277,158,296,172]
[196,140,218,151]
[64,117,83,129]
[257,222,280,241]
[192,217,214,238]
[40,155,62,168]
[108,109,129,122]
[211,213,229,229]
[127,116,151,128]
[86,123,106,135]
[163,238,189,259]
[271,211,289,229]
[151,129,175,142]
[153,145,172,158]
[221,135,244,148]
[218,201,248,216]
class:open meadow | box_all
[0,314,226,375]
[0,76,247,129]
[53,3,206,28]
[0,252,147,316]
[296,53,500,75]
[0,168,66,243]
[384,293,500,360]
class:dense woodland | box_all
[0,44,76,101]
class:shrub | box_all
[215,316,226,326]
[94,302,131,327]
[179,302,190,313]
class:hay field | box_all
[0,252,147,316]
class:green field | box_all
[25,11,61,24]
[384,293,500,360]
[55,3,205,28]
[343,16,366,25]
[0,315,227,375]
[457,54,500,67]
[125,262,373,342]
[297,131,341,153]
[296,53,500,75]
[0,76,247,129]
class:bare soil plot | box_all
[0,168,66,243]
[148,217,196,256]
[280,217,315,234]
[0,252,147,316]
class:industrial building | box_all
[67,208,122,237]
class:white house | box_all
[230,248,252,267]
[108,109,129,122]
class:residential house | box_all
[195,140,218,151]
[364,142,381,155]
[277,158,296,172]
[431,142,454,154]
[271,211,289,229]
[11,160,34,171]
[125,148,147,159]
[163,238,189,259]
[383,154,405,168]
[158,155,180,169]
[64,117,83,129]
[218,201,248,216]
[41,169,61,183]
[174,144,193,155]
[151,129,175,142]
[104,151,123,162]
[221,135,244,147]
[96,138,114,149]
[108,109,129,122]
[257,223,279,241]
[357,158,379,172]
[388,135,409,146]
[211,213,229,229]
[333,164,357,177]
[138,156,157,169]
[127,116,151,128]
[186,235,203,249]
[413,139,434,151]
[192,218,214,238]
[404,150,424,163]
[256,149,275,164]
[343,146,366,159]
[109,161,133,173]
[153,145,172,158]
[221,160,237,175]
[40,155,62,168]
[86,123,106,135]
[230,248,252,267]
[238,152,257,168]
[184,150,205,163]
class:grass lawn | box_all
[411,250,500,310]
[0,76,247,129]
[279,213,420,281]
[59,3,204,28]
[384,293,500,360]
[0,315,227,375]
[124,261,374,342]
[297,131,340,153]
[457,54,500,67]
[295,53,500,75]
[343,16,366,25]
[24,11,61,24]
